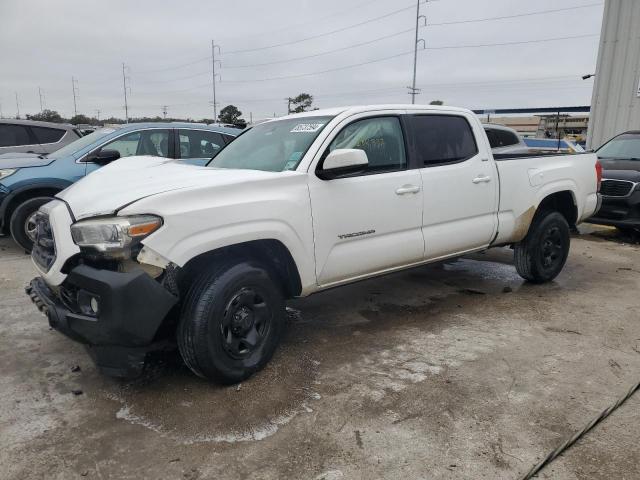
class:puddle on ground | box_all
[103,345,321,444]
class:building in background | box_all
[587,0,640,149]
[483,114,589,142]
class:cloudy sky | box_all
[0,0,604,121]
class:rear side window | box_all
[178,130,225,159]
[0,124,31,147]
[32,126,66,144]
[490,128,519,148]
[410,115,478,166]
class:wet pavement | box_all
[1,226,639,479]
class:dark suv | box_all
[0,119,82,156]
[588,131,640,232]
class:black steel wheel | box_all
[514,211,570,283]
[177,260,285,384]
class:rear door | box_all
[407,113,498,260]
[308,113,425,286]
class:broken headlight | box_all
[70,215,162,257]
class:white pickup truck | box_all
[26,105,601,383]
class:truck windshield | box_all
[209,116,334,171]
[597,133,640,159]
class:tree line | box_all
[23,92,319,127]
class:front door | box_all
[308,115,424,287]
[84,129,172,175]
[407,113,498,260]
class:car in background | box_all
[588,130,640,232]
[0,122,238,250]
[482,124,531,155]
[0,119,82,156]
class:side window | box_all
[32,126,66,144]
[100,130,170,159]
[178,130,224,159]
[485,129,499,148]
[0,124,31,147]
[325,117,406,173]
[410,115,478,166]
[495,129,519,147]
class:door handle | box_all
[472,175,491,184]
[395,184,421,195]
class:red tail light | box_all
[595,160,602,191]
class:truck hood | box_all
[0,152,55,169]
[57,155,290,220]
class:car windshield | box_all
[597,133,640,159]
[209,116,334,172]
[49,127,119,158]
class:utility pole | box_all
[211,40,221,121]
[285,97,292,115]
[15,92,20,119]
[408,0,427,104]
[71,77,79,116]
[95,109,101,121]
[38,87,45,112]
[161,105,168,119]
[122,63,130,123]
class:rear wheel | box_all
[514,211,570,283]
[177,260,285,383]
[9,197,53,252]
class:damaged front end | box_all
[27,209,181,378]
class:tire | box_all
[177,260,285,384]
[514,211,570,283]
[9,197,54,252]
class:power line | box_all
[224,3,419,54]
[428,2,603,27]
[224,28,415,69]
[220,33,599,84]
[129,3,602,76]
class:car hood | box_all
[0,152,55,169]
[57,155,290,220]
[598,157,640,172]
[601,168,640,183]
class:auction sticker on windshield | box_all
[291,123,325,133]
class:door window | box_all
[100,130,170,158]
[410,115,478,166]
[0,124,31,147]
[178,130,224,159]
[32,126,66,144]
[324,116,406,174]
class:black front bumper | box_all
[588,190,640,228]
[26,265,178,378]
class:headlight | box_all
[71,215,162,255]
[0,168,17,181]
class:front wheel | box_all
[514,211,570,283]
[177,260,285,384]
[9,197,54,252]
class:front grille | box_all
[600,179,634,197]
[31,212,56,271]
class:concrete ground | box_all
[1,227,639,480]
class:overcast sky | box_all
[0,0,604,121]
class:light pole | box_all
[408,0,427,103]
[211,40,221,121]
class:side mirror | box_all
[89,148,121,165]
[318,149,368,180]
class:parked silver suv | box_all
[0,119,82,156]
